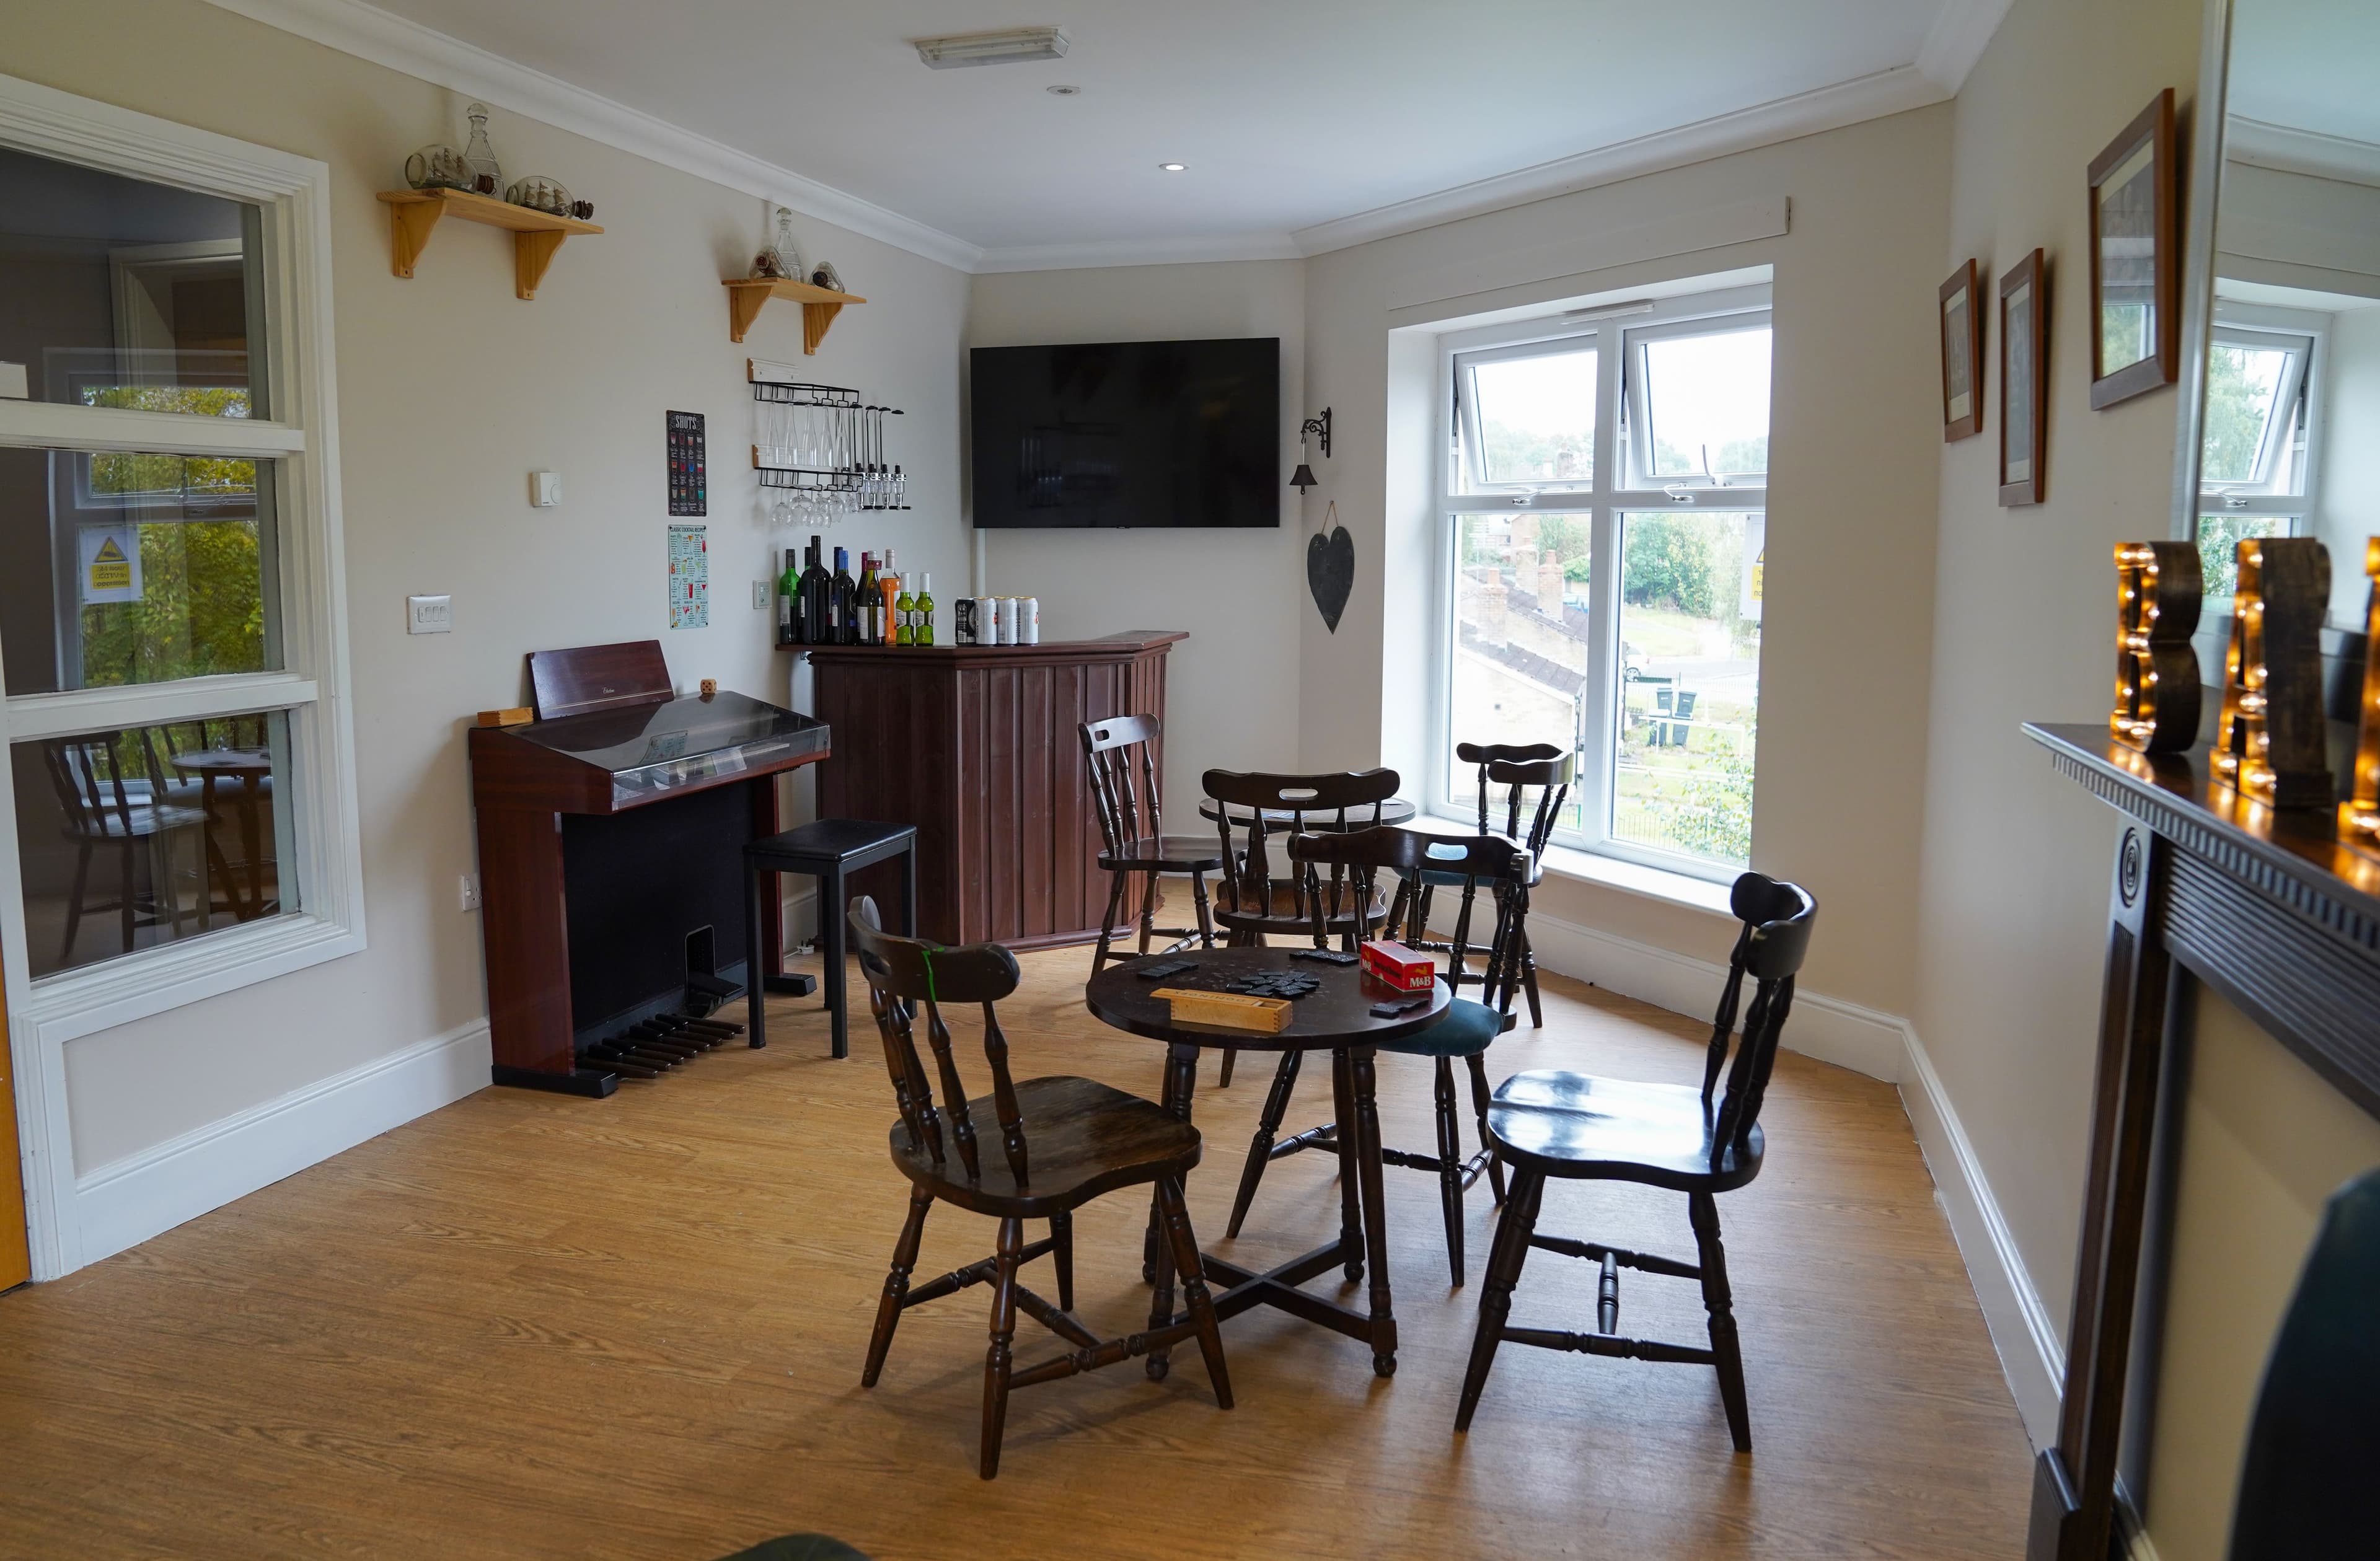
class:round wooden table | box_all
[1085,945,1450,1378]
[170,748,274,921]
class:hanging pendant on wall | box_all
[1307,499,1354,633]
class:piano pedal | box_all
[577,1049,659,1080]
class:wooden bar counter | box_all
[804,631,1184,948]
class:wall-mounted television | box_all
[969,336,1279,529]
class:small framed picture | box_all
[1939,260,1985,442]
[2087,88,2179,410]
[1999,249,2048,507]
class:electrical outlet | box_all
[752,579,770,610]
[459,873,480,912]
[408,594,452,634]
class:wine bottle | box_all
[776,547,799,645]
[892,574,914,646]
[857,552,881,645]
[831,546,858,644]
[881,574,901,644]
[800,537,830,646]
[915,573,935,646]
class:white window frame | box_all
[0,73,363,1279]
[2197,304,2325,525]
[1430,284,1770,883]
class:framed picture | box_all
[1999,249,2048,507]
[2087,87,2179,410]
[1939,260,1985,441]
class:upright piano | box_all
[467,641,830,1096]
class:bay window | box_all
[1435,285,1770,877]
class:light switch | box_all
[752,579,771,610]
[528,470,560,508]
[0,361,26,400]
[408,594,452,634]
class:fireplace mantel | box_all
[2022,721,2380,1561]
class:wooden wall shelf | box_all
[376,188,602,301]
[723,277,867,352]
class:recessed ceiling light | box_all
[1159,162,1188,173]
[910,27,1069,69]
[1047,84,1081,95]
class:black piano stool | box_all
[745,820,918,1058]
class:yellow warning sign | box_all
[1750,547,1764,603]
[89,536,131,592]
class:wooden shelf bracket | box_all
[377,188,602,301]
[722,277,867,352]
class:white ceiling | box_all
[2230,0,2380,150]
[216,0,2013,269]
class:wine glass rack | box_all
[749,366,909,522]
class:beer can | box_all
[1020,596,1040,645]
[954,597,977,645]
[990,596,1011,645]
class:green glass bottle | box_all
[893,576,915,646]
[775,547,798,645]
[914,573,935,646]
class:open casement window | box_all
[0,71,361,1274]
[2195,311,2320,602]
[1436,285,1770,880]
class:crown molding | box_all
[2227,115,2380,190]
[974,230,1302,275]
[1915,0,2017,94]
[1290,64,1946,258]
[196,0,985,272]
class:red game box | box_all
[1360,938,1437,993]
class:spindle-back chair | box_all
[1079,715,1223,973]
[42,728,206,965]
[1225,826,1530,1283]
[848,898,1231,1478]
[1400,743,1572,1026]
[1454,872,1818,1450]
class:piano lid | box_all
[506,689,829,807]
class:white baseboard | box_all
[1520,908,1910,1082]
[1898,1024,2066,1449]
[70,1018,490,1268]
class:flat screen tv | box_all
[970,336,1279,528]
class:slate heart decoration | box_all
[1307,501,1354,633]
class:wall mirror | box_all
[2182,0,2380,626]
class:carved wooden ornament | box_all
[2213,535,2330,809]
[2342,539,2380,849]
[2111,540,2202,754]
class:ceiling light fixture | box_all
[1159,162,1188,173]
[910,27,1069,69]
[1046,84,1081,95]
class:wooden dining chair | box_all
[1453,872,1818,1451]
[1199,766,1401,1086]
[1399,744,1572,1026]
[1079,715,1224,973]
[1223,825,1530,1285]
[847,897,1232,1479]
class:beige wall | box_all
[965,262,1307,821]
[1909,0,2205,1371]
[4,0,971,1172]
[2140,987,2380,1559]
[1300,110,1953,1017]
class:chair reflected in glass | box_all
[41,728,207,967]
[1455,871,1817,1451]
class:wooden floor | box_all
[0,949,2030,1560]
